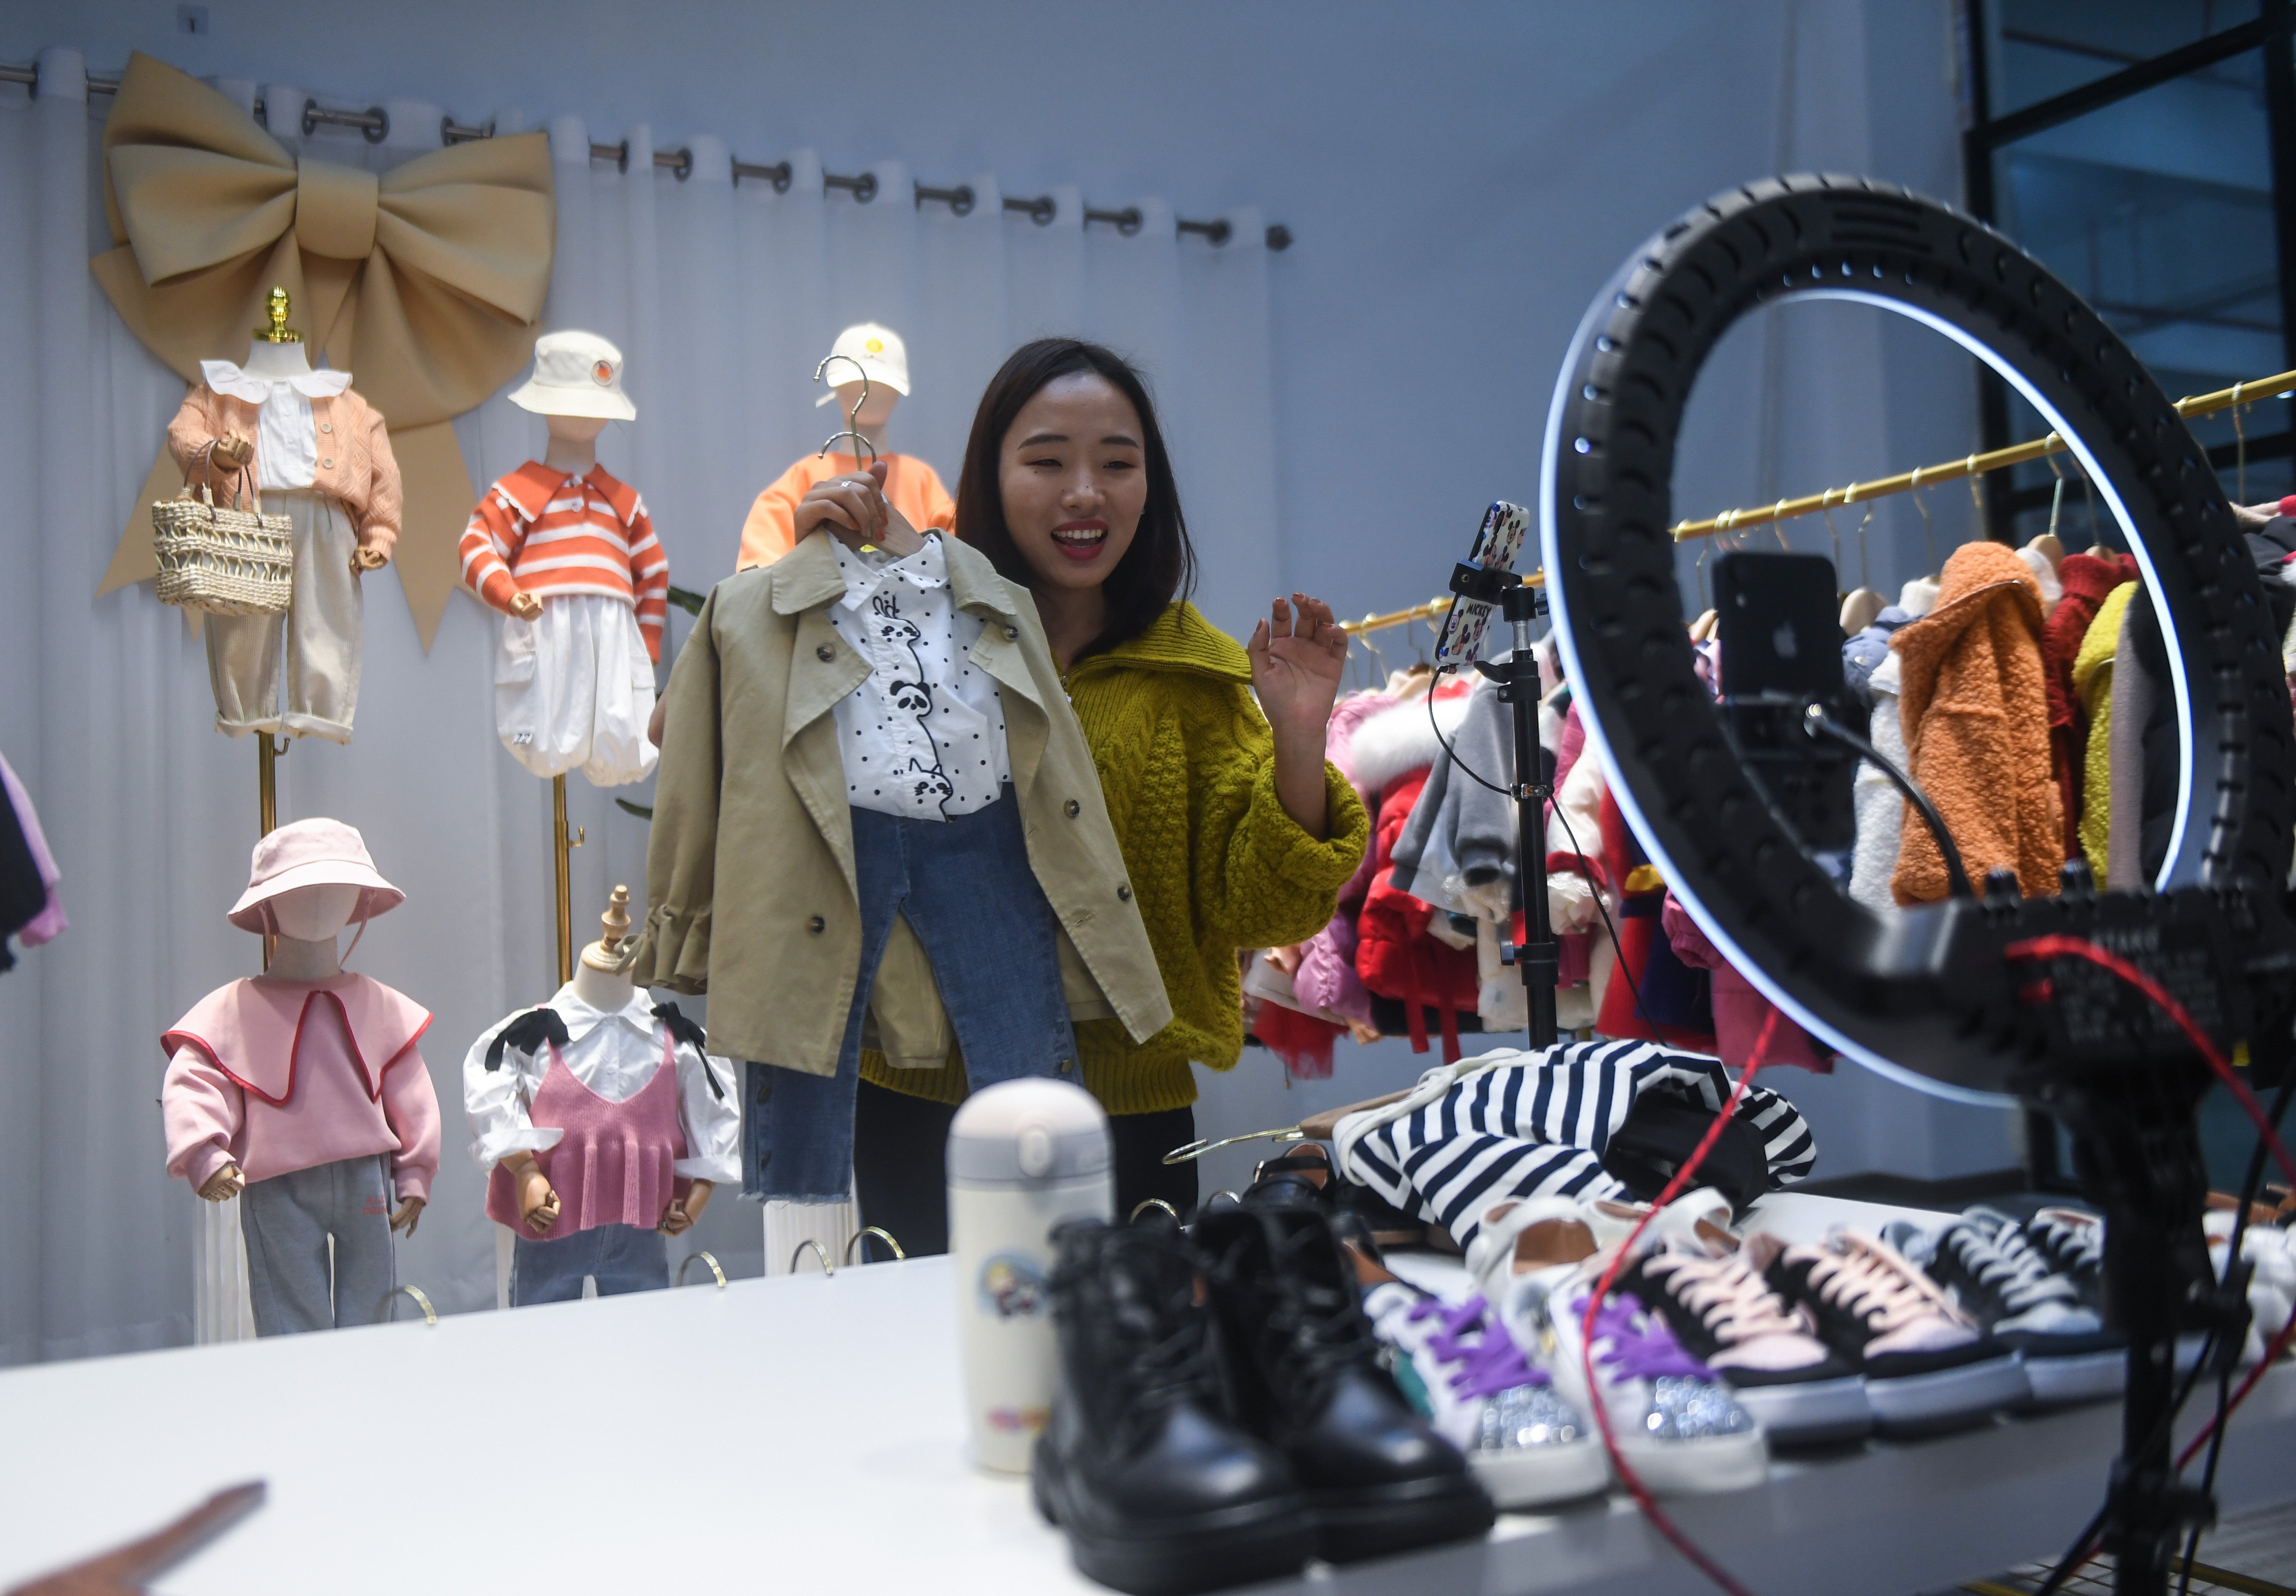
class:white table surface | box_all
[4,1194,2293,1596]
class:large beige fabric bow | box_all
[92,52,555,647]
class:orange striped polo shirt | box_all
[460,462,670,661]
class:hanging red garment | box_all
[1253,1002,1342,1080]
[2040,551,2136,859]
[1356,766,1479,1061]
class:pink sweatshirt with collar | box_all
[161,973,441,1200]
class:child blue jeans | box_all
[510,1222,669,1305]
[743,792,1077,1200]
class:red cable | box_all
[1576,1008,1781,1596]
[2002,935,2296,1469]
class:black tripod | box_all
[2020,1056,2247,1596]
[1448,564,1561,1051]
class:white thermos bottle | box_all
[948,1077,1113,1473]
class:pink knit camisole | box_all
[486,1034,690,1239]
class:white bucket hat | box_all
[510,330,637,421]
[228,817,404,933]
[813,322,911,406]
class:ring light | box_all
[1539,176,2295,1100]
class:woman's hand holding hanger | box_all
[797,460,926,559]
[1247,592,1348,840]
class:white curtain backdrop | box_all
[0,52,1282,1364]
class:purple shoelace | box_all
[1583,1293,1711,1382]
[1406,1294,1549,1398]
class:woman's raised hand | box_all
[797,460,925,557]
[1248,594,1348,740]
[1249,594,1349,840]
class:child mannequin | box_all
[460,331,667,787]
[168,286,399,744]
[163,819,440,1335]
[734,323,954,572]
[465,887,741,1304]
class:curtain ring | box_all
[1131,1198,1180,1222]
[845,1226,906,1264]
[789,1239,835,1276]
[676,1250,727,1289]
[1772,497,1790,550]
[379,1284,437,1326]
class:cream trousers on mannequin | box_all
[202,489,362,744]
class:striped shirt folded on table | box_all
[459,461,670,660]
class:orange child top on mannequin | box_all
[734,323,954,571]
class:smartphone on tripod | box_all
[1713,551,1863,852]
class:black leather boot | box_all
[1195,1192,1495,1563]
[1031,1218,1313,1594]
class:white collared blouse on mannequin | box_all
[199,359,354,492]
[461,982,742,1185]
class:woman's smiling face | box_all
[996,371,1148,594]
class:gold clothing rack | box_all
[1342,570,1544,637]
[1669,367,2296,543]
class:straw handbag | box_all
[153,446,294,617]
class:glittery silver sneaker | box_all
[1469,1198,1767,1496]
[1360,1276,1610,1509]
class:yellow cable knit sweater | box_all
[861,602,1370,1115]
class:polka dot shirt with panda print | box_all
[827,534,1011,820]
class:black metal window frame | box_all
[1958,0,2296,538]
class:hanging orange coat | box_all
[1890,541,2063,905]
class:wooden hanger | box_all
[1838,588,1884,636]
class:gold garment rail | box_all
[1340,570,1544,637]
[1670,367,2296,543]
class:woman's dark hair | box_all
[954,338,1196,657]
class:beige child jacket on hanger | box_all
[633,530,1173,1075]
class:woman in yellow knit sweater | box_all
[849,339,1370,1242]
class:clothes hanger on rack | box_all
[1826,488,1884,635]
[1161,1051,1522,1167]
[1359,628,1392,691]
[1909,464,1941,578]
[2026,452,2069,570]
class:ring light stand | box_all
[1539,176,2296,1596]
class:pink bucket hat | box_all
[227,818,404,933]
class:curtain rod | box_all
[1672,365,2296,543]
[0,58,1294,252]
